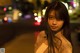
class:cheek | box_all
[48,20,52,25]
[58,22,64,27]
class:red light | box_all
[4,8,7,11]
[34,22,41,26]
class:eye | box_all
[56,18,63,21]
[48,17,53,19]
[48,16,55,20]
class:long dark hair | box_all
[42,1,72,53]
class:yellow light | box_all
[38,11,41,16]
[28,0,32,2]
[42,9,46,16]
[13,9,20,21]
[38,16,41,18]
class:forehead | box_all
[48,10,63,20]
[48,10,57,16]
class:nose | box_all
[52,19,57,25]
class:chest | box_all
[41,36,69,53]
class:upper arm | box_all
[34,31,45,52]
[35,32,42,51]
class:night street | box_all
[0,22,40,53]
[4,32,35,53]
[0,0,80,53]
[0,23,79,53]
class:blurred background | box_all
[0,0,80,53]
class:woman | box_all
[35,1,72,53]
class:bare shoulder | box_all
[60,36,72,53]
[37,31,46,38]
[63,40,72,49]
[35,31,46,51]
[63,36,72,49]
[39,31,46,35]
[35,30,46,44]
[61,42,72,53]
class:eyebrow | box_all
[48,15,55,17]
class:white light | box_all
[19,13,22,16]
[38,16,41,18]
[68,9,73,14]
[62,2,68,9]
[34,17,38,20]
[73,2,77,8]
[34,13,37,16]
[37,18,41,22]
[37,19,41,22]
[8,7,12,10]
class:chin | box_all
[51,29,58,32]
[51,28,60,32]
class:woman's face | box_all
[48,10,64,31]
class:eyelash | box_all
[48,17,54,19]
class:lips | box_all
[51,26,58,29]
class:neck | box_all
[55,30,63,37]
